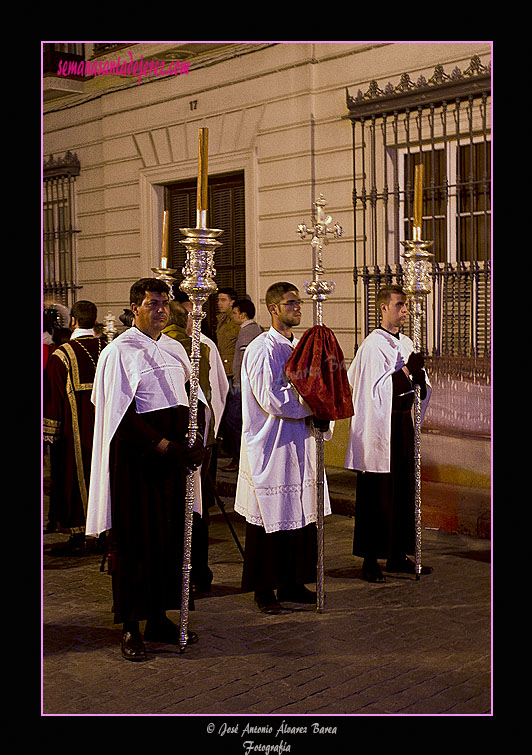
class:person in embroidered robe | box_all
[43,300,106,553]
[234,282,332,614]
[86,278,207,662]
[344,285,432,582]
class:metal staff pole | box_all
[103,311,117,343]
[297,194,342,612]
[400,164,433,580]
[177,128,223,652]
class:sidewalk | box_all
[42,463,492,720]
[217,464,492,540]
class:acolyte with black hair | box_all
[129,277,170,306]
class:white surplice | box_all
[344,328,431,474]
[235,326,332,534]
[200,333,229,438]
[86,327,207,536]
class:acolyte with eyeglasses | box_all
[278,298,303,308]
[234,282,331,615]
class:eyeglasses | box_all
[278,299,303,309]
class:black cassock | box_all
[108,403,191,624]
[353,368,416,562]
[241,521,318,594]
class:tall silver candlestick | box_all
[177,128,223,652]
[297,193,342,613]
[400,164,433,580]
[152,210,179,297]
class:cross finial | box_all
[297,193,342,325]
[297,194,343,253]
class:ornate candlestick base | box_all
[177,224,223,652]
[178,227,222,305]
[400,236,433,580]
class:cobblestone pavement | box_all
[42,498,492,726]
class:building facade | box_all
[43,41,492,482]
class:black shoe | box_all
[277,585,316,604]
[49,534,86,557]
[192,569,213,594]
[386,556,433,575]
[144,617,199,645]
[254,590,283,614]
[121,628,147,662]
[362,559,386,583]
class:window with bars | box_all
[399,142,491,358]
[346,56,491,359]
[166,171,246,338]
[42,152,81,308]
[401,142,491,264]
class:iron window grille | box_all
[43,151,81,309]
[346,55,491,361]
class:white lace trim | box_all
[235,466,326,533]
[245,513,317,530]
[238,467,318,495]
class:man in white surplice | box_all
[86,278,208,662]
[235,282,331,614]
[344,284,432,583]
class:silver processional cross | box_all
[297,193,342,612]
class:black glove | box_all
[186,436,205,470]
[410,370,427,400]
[312,416,330,433]
[165,437,205,471]
[406,351,424,373]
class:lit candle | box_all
[161,210,168,268]
[414,163,424,231]
[197,128,209,227]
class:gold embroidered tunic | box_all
[43,332,105,531]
